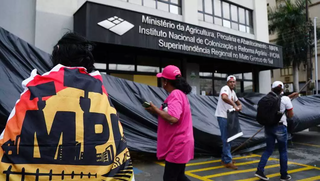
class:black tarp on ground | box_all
[1,27,320,155]
[103,75,266,154]
[0,27,52,132]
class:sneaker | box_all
[255,171,269,181]
[280,175,292,181]
[224,162,238,170]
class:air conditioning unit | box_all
[284,83,293,93]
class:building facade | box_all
[268,0,320,93]
[0,0,281,95]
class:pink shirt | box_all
[157,89,194,164]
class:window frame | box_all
[280,67,293,76]
[198,0,254,34]
[199,71,255,96]
[200,71,254,94]
[124,0,182,15]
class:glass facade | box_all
[93,44,183,87]
[200,72,254,95]
[200,78,213,95]
[90,1,263,94]
[119,0,182,15]
[280,67,293,76]
[198,0,254,34]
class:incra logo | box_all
[98,16,134,35]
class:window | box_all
[244,81,253,92]
[243,72,252,80]
[108,54,135,71]
[214,17,222,25]
[198,0,203,11]
[239,8,245,24]
[205,15,214,23]
[280,67,293,76]
[144,0,156,8]
[231,72,253,93]
[222,2,230,19]
[157,2,169,12]
[243,72,253,92]
[202,72,255,95]
[137,55,160,73]
[94,63,107,71]
[204,0,213,14]
[200,79,213,95]
[120,0,182,15]
[223,20,231,28]
[129,0,141,5]
[234,73,242,79]
[109,64,135,71]
[200,72,213,77]
[231,5,238,21]
[214,73,227,78]
[214,79,225,95]
[198,0,254,34]
[236,81,241,92]
[214,0,221,16]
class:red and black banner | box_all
[0,65,134,181]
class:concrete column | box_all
[185,63,200,95]
[0,0,36,45]
[35,0,84,53]
[182,0,198,25]
[259,70,272,93]
[253,0,271,93]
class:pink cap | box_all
[157,65,181,80]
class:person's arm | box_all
[146,92,183,124]
[234,94,242,111]
[286,109,294,118]
[221,94,239,111]
[235,100,242,111]
[288,92,299,99]
[145,102,179,124]
[284,96,294,118]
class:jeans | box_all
[217,117,232,164]
[257,125,288,177]
[163,161,190,181]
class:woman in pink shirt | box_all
[146,65,194,181]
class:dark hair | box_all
[51,32,95,72]
[272,86,282,95]
[167,76,192,94]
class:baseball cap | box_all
[227,75,236,82]
[156,65,181,80]
[272,81,284,88]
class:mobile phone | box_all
[142,102,151,108]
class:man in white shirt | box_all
[255,81,298,181]
[215,75,242,170]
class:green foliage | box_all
[268,0,319,67]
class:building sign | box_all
[74,2,283,68]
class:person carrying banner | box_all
[0,32,134,181]
[215,75,242,170]
[255,81,298,181]
[145,65,194,181]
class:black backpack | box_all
[256,92,283,126]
